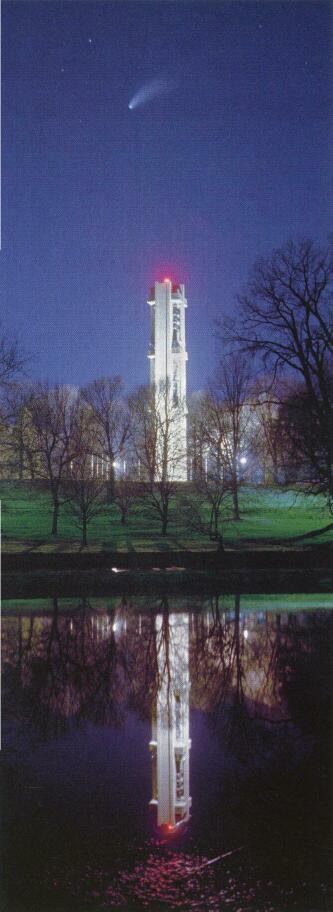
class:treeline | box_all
[0,237,332,545]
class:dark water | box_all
[1,595,332,912]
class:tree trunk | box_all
[51,498,59,535]
[232,486,240,520]
[217,532,224,554]
[161,503,168,535]
[82,514,88,547]
[18,434,24,480]
[272,443,280,485]
[211,505,219,540]
[232,461,240,520]
[107,460,116,501]
[28,453,35,480]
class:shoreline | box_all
[2,543,331,598]
[2,541,331,570]
[2,544,332,598]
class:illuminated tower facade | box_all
[147,280,188,481]
[149,612,191,832]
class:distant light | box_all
[168,824,174,830]
[163,277,170,283]
[243,629,249,640]
[240,456,247,465]
[112,567,120,573]
[112,622,118,632]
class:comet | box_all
[128,76,174,111]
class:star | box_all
[88,38,92,44]
[60,67,65,73]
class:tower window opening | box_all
[175,754,185,799]
[175,692,182,739]
[173,365,179,407]
[172,304,181,351]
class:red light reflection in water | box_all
[46,850,214,909]
[44,848,308,910]
[157,819,189,839]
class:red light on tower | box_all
[163,277,170,283]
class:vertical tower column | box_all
[147,280,188,481]
[149,612,192,832]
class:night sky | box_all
[1,1,331,392]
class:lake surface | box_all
[1,595,332,912]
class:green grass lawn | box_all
[0,483,332,552]
[2,593,333,614]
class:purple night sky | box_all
[1,1,331,392]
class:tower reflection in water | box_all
[149,613,192,834]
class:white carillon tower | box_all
[149,612,192,833]
[147,279,188,481]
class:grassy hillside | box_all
[1,484,331,552]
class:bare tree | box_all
[181,468,232,551]
[63,403,107,547]
[114,471,136,525]
[187,391,206,482]
[250,377,286,484]
[278,379,333,498]
[129,382,187,536]
[0,326,27,476]
[1,382,37,479]
[26,383,79,534]
[81,377,129,501]
[220,238,333,508]
[186,393,236,546]
[191,356,252,520]
[212,354,253,518]
[0,324,26,392]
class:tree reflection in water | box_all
[1,597,332,911]
[2,596,315,737]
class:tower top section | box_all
[148,281,187,305]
